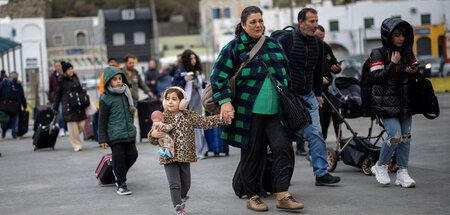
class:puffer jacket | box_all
[371,17,417,118]
[53,73,87,122]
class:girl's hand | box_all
[100,143,108,149]
[151,129,167,138]
[391,51,401,64]
[220,101,235,124]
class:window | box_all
[364,17,374,29]
[133,32,145,45]
[53,34,63,46]
[174,44,184,50]
[212,8,220,19]
[329,20,339,32]
[76,32,87,46]
[224,8,231,18]
[112,32,125,46]
[421,14,431,25]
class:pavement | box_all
[1,93,450,215]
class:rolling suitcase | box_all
[84,115,94,140]
[204,126,229,156]
[18,110,29,136]
[95,154,115,185]
[137,98,163,142]
[33,105,54,132]
[33,116,59,151]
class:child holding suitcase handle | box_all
[98,66,138,195]
[148,86,226,215]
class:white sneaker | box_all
[371,163,391,185]
[395,169,416,188]
[74,148,82,152]
[58,130,65,137]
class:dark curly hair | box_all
[181,49,203,75]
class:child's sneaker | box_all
[158,149,165,156]
[165,148,172,158]
[175,208,185,215]
[175,203,185,215]
[395,169,416,188]
[371,163,390,185]
[117,183,132,195]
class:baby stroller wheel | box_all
[326,147,338,172]
[388,157,398,172]
[361,159,374,175]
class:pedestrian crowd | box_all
[0,5,422,215]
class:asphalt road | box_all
[1,93,449,215]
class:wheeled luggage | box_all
[18,110,29,136]
[33,116,59,151]
[95,154,115,185]
[33,105,54,132]
[84,115,94,140]
[204,127,229,156]
[137,98,163,142]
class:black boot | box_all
[315,173,341,186]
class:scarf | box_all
[107,84,135,112]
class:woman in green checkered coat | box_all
[210,6,304,212]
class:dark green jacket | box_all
[98,67,136,145]
[210,32,289,149]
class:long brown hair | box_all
[181,49,203,75]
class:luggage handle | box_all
[49,115,58,134]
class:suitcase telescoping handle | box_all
[49,115,58,134]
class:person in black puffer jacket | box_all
[53,62,87,152]
[369,17,419,188]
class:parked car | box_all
[417,55,443,77]
[443,63,450,77]
[82,77,100,89]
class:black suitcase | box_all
[33,105,54,132]
[18,110,29,136]
[137,98,163,142]
[95,154,115,185]
[33,116,59,151]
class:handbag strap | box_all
[232,36,266,78]
[256,56,282,91]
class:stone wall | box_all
[0,0,50,18]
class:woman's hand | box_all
[391,51,401,64]
[184,75,193,82]
[100,143,108,149]
[406,65,418,74]
[220,101,235,124]
[151,128,167,138]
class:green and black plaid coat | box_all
[210,31,290,149]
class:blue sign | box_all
[415,28,430,35]
[66,48,84,55]
[26,58,38,67]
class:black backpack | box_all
[270,25,295,54]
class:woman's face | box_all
[241,12,264,40]
[391,29,405,47]
[190,54,196,67]
[65,67,74,77]
[165,92,181,114]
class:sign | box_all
[66,48,84,55]
[415,28,430,35]
[26,58,38,67]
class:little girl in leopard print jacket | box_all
[148,86,225,215]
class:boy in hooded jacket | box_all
[98,66,138,195]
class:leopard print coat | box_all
[148,109,224,165]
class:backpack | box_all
[270,25,295,54]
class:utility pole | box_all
[150,0,160,60]
[290,0,294,25]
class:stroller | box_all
[323,76,397,175]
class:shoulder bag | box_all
[202,36,266,114]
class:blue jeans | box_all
[379,116,412,169]
[58,102,67,132]
[2,113,19,137]
[297,91,328,177]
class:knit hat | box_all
[61,61,73,73]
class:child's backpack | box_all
[270,25,295,54]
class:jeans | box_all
[298,91,328,177]
[379,116,412,169]
[58,102,67,132]
[2,113,19,137]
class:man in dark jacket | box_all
[315,25,342,141]
[145,59,159,99]
[0,72,27,139]
[277,8,340,186]
[48,61,68,136]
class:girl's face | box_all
[242,12,264,40]
[109,74,122,88]
[165,92,181,114]
[391,29,405,47]
[190,54,196,67]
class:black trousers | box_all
[110,141,138,185]
[320,97,341,140]
[240,114,294,198]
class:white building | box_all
[0,17,48,106]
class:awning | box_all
[0,37,20,54]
